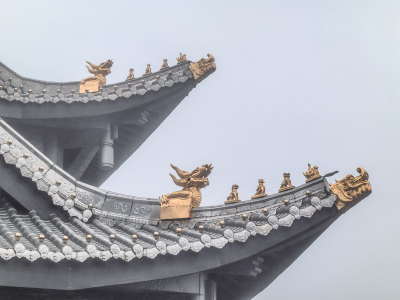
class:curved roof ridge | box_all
[0,176,338,263]
[0,117,338,226]
[0,117,159,223]
[0,60,195,104]
[0,60,193,87]
[0,61,80,85]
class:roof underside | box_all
[0,60,364,298]
[0,60,210,186]
[0,115,346,295]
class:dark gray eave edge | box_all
[0,116,341,224]
[212,208,339,300]
[0,116,353,293]
[0,208,339,290]
[0,60,196,107]
[0,59,214,187]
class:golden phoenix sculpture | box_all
[160,164,213,220]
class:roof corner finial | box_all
[330,167,372,210]
[189,53,216,80]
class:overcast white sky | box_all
[1,1,399,299]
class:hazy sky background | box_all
[1,1,399,299]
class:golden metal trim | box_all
[109,234,115,243]
[198,225,204,233]
[131,234,137,242]
[176,227,182,236]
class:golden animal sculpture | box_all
[303,163,321,182]
[252,179,267,199]
[189,53,216,80]
[176,52,187,64]
[279,173,295,192]
[225,184,240,204]
[160,59,169,70]
[330,167,372,210]
[80,59,113,93]
[144,64,152,75]
[160,164,213,220]
[126,68,135,81]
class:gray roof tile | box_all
[0,61,194,104]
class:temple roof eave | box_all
[0,61,195,107]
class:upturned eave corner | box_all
[189,53,216,81]
[329,167,372,211]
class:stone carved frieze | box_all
[114,202,129,213]
[131,206,152,216]
[98,216,117,227]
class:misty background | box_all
[1,1,399,299]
